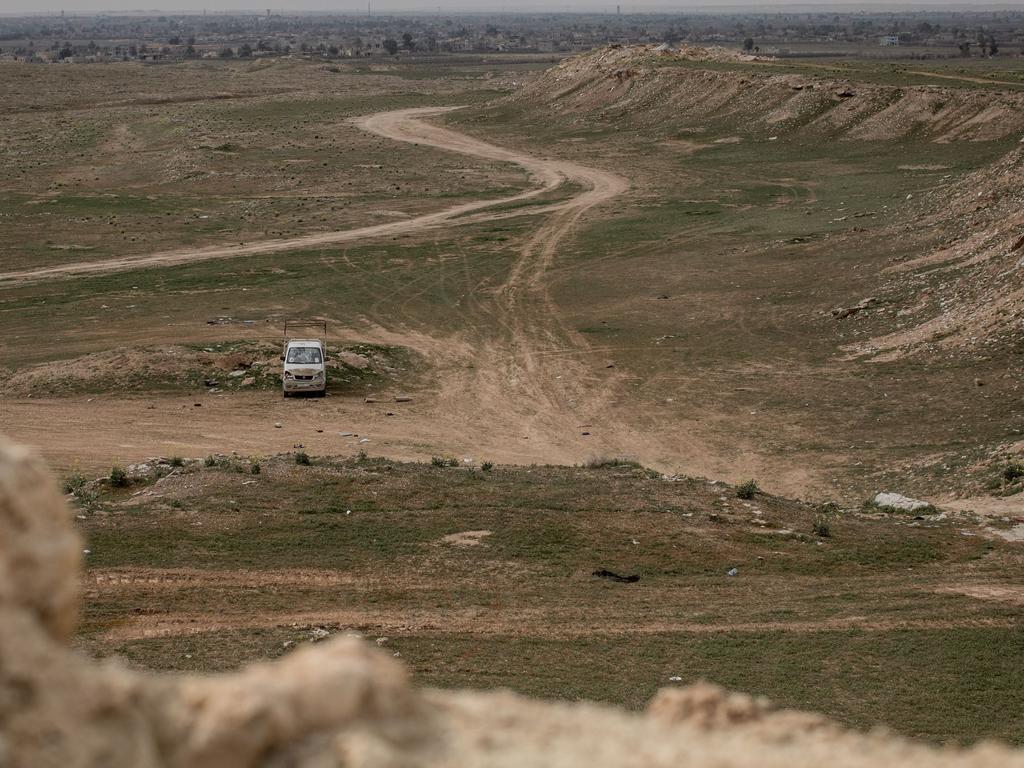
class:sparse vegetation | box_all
[585,457,642,469]
[62,472,87,495]
[736,480,759,500]
[6,35,1024,756]
[72,455,1024,745]
[108,465,128,488]
[169,456,184,468]
[866,500,938,515]
[1003,463,1024,483]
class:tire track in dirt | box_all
[96,607,1019,642]
[0,107,579,285]
[3,107,679,471]
[356,109,647,463]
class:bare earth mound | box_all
[514,44,1024,142]
[3,434,1024,767]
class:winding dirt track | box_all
[0,107,625,285]
[4,107,676,473]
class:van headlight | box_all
[313,371,324,379]
[284,371,294,380]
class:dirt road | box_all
[0,107,623,285]
[5,108,689,477]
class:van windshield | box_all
[287,347,322,364]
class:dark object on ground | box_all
[592,569,639,583]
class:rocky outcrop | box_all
[2,434,1024,767]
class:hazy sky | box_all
[0,0,1013,13]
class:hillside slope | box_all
[852,145,1024,360]
[511,44,1024,143]
[506,45,1024,360]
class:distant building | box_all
[880,35,900,46]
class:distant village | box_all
[1,10,1022,64]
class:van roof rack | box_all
[284,320,327,339]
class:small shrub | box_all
[250,461,261,475]
[812,515,832,538]
[170,456,185,467]
[431,456,447,467]
[586,457,642,469]
[481,461,494,472]
[1003,463,1024,482]
[445,457,459,468]
[356,450,368,462]
[71,488,100,509]
[204,455,217,467]
[62,472,87,495]
[295,451,311,466]
[109,465,129,488]
[736,480,759,500]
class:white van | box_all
[282,322,327,397]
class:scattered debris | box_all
[726,568,738,577]
[592,569,639,583]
